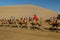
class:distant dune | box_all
[0,5,58,20]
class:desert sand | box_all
[0,26,60,40]
[0,5,58,20]
[0,5,60,40]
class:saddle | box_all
[1,20,7,24]
[9,20,15,24]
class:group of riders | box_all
[0,14,60,32]
[0,14,41,28]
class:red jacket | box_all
[33,15,37,20]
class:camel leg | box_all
[56,25,58,32]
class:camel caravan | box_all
[45,14,60,32]
[0,15,42,30]
[0,14,60,32]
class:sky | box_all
[0,0,60,12]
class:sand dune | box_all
[0,5,58,20]
[0,5,59,40]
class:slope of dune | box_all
[0,5,60,40]
[0,5,58,20]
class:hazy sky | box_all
[0,0,60,12]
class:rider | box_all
[19,18,24,25]
[10,16,15,20]
[23,18,27,25]
[33,14,38,20]
[2,18,7,24]
[33,14,38,24]
[10,16,15,23]
[29,17,32,21]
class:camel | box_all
[45,17,60,32]
[8,18,18,27]
[16,18,28,28]
[0,18,9,27]
[29,18,43,30]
